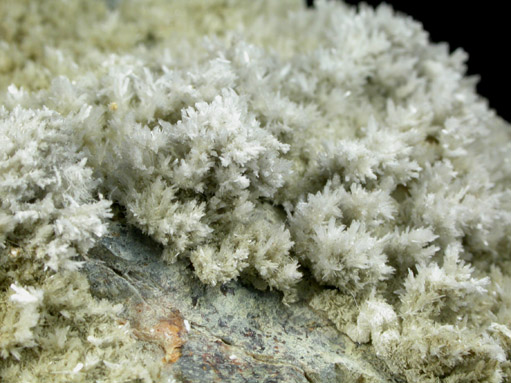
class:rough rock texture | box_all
[83,223,392,383]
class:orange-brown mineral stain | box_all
[152,318,185,363]
[131,302,186,364]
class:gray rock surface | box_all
[83,223,394,383]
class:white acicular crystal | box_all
[1,0,510,382]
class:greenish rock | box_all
[83,224,394,383]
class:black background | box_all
[307,0,510,122]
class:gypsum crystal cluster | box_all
[1,0,510,382]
